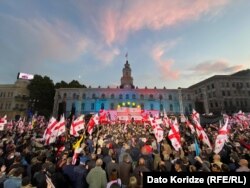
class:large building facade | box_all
[53,60,194,118]
[189,73,250,114]
[0,79,30,119]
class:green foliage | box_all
[55,80,86,88]
[27,75,55,118]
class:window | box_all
[211,84,214,89]
[150,104,154,110]
[207,85,210,90]
[92,94,96,99]
[215,102,218,107]
[210,103,213,108]
[141,103,144,110]
[222,91,225,96]
[73,93,76,99]
[229,101,233,106]
[111,94,115,99]
[160,104,163,111]
[140,94,144,100]
[82,93,86,99]
[226,82,229,87]
[0,103,3,109]
[110,103,114,110]
[63,93,67,98]
[189,104,192,112]
[119,94,123,99]
[224,101,228,107]
[132,94,136,99]
[236,101,239,106]
[159,94,163,100]
[149,94,154,100]
[101,93,105,99]
[227,91,230,96]
[126,94,129,99]
[169,95,172,100]
[91,103,95,110]
[101,103,104,109]
[81,103,85,112]
[170,104,173,111]
[187,94,191,100]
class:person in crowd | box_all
[86,158,107,188]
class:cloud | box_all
[151,40,180,80]
[99,0,229,45]
[0,13,89,67]
[190,60,245,75]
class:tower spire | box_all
[125,52,128,61]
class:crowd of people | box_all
[0,114,249,188]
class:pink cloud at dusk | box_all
[190,60,245,75]
[100,0,229,45]
[152,41,180,80]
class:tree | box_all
[27,75,55,118]
[55,80,86,88]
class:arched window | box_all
[82,93,86,99]
[111,94,115,99]
[110,103,114,110]
[141,103,144,110]
[160,104,163,111]
[159,94,163,100]
[101,93,105,99]
[126,94,129,99]
[170,104,173,111]
[132,94,136,99]
[149,94,154,100]
[81,103,85,113]
[169,95,172,100]
[101,103,105,109]
[189,104,192,112]
[140,94,144,100]
[91,103,95,110]
[119,94,123,99]
[92,93,96,99]
[63,93,67,98]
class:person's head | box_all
[239,159,248,167]
[96,158,103,167]
[138,157,145,166]
[128,176,138,188]
[211,163,222,172]
[213,154,221,162]
[123,154,130,163]
[189,165,197,172]
[110,168,118,181]
[21,176,31,187]
[174,160,182,172]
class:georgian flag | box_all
[70,115,85,137]
[193,119,212,149]
[0,115,7,131]
[192,109,200,123]
[55,115,66,137]
[185,120,195,134]
[168,119,181,151]
[214,118,229,154]
[43,117,58,145]
[87,114,99,135]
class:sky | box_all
[0,0,250,89]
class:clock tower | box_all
[120,59,134,89]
